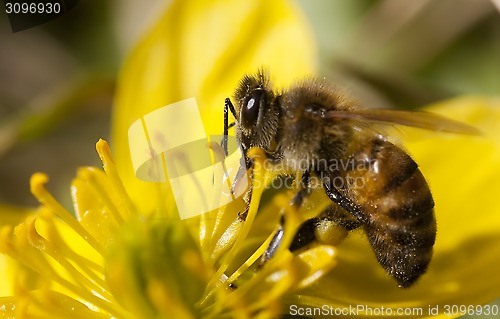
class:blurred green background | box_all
[0,1,499,315]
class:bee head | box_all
[233,69,279,153]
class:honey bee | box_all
[222,69,478,288]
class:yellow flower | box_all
[0,141,132,318]
[1,0,500,319]
[1,0,321,318]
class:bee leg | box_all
[236,154,254,222]
[291,170,311,206]
[221,98,237,156]
[261,170,312,263]
[321,205,363,231]
[322,179,367,224]
[289,206,362,251]
[261,215,285,262]
[289,217,319,251]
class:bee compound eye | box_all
[241,90,264,129]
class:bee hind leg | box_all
[289,205,362,251]
[262,172,366,263]
[322,178,367,224]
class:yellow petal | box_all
[289,97,500,317]
[71,167,121,248]
[0,205,35,296]
[112,0,316,215]
[0,204,33,228]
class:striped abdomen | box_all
[341,137,436,287]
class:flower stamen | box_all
[198,148,267,308]
[76,167,124,225]
[33,211,110,300]
[96,139,136,219]
[29,173,104,255]
[2,215,125,318]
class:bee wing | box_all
[322,108,480,135]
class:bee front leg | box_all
[221,98,237,156]
[261,170,311,263]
